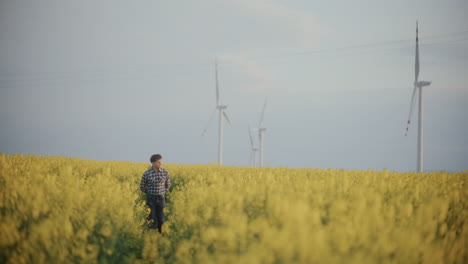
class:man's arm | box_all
[140,173,147,193]
[165,172,171,192]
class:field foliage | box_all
[0,154,466,263]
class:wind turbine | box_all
[202,58,231,165]
[405,21,431,173]
[258,97,268,167]
[248,124,259,167]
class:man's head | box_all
[150,154,163,170]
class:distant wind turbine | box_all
[202,58,231,165]
[405,21,431,173]
[258,97,268,167]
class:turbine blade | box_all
[259,97,268,128]
[415,21,420,85]
[201,108,217,136]
[223,111,231,125]
[248,124,254,148]
[215,58,219,106]
[405,85,418,136]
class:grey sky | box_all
[1,0,467,171]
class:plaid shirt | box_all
[140,167,171,196]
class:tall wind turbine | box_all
[248,124,259,167]
[405,21,431,173]
[201,58,231,165]
[258,97,268,167]
[214,58,231,165]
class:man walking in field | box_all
[140,154,171,233]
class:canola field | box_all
[0,154,466,263]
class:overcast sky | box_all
[1,0,467,172]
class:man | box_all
[140,154,171,233]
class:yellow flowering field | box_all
[0,154,466,263]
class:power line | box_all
[1,29,467,88]
[249,30,468,60]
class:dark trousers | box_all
[147,194,166,232]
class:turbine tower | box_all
[258,97,268,167]
[405,21,431,173]
[248,124,258,167]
